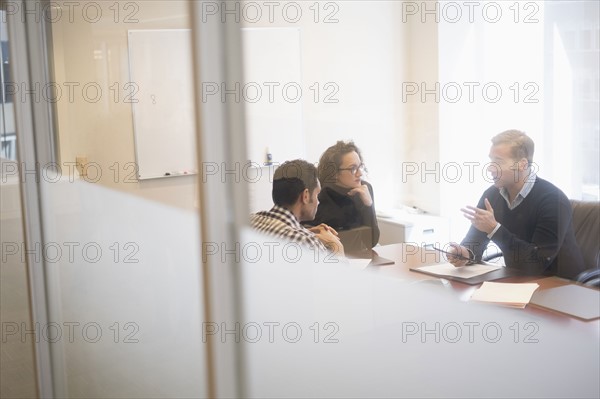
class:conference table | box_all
[359,243,600,330]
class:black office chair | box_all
[570,200,600,287]
[482,249,503,262]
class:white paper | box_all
[417,263,501,279]
[470,282,540,308]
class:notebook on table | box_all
[529,284,600,321]
[410,263,526,285]
[346,249,395,267]
[368,252,395,266]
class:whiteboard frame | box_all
[127,29,198,180]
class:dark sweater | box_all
[462,177,585,280]
[310,181,380,248]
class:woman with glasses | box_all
[309,140,380,249]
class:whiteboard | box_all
[127,29,197,180]
[241,28,305,165]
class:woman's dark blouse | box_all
[310,181,380,248]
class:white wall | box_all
[50,0,197,211]
[401,14,441,215]
[241,1,409,212]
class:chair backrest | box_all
[337,226,373,256]
[570,200,600,272]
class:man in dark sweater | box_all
[448,130,585,280]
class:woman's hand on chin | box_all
[348,184,373,207]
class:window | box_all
[1,11,16,160]
[437,1,599,239]
[545,1,599,200]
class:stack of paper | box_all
[470,282,540,308]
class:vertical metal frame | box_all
[7,0,65,397]
[191,1,250,397]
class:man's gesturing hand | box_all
[460,198,498,235]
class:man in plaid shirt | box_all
[250,160,345,257]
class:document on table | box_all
[470,282,540,308]
[416,263,501,279]
[530,284,600,320]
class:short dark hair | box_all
[491,129,535,165]
[272,160,319,207]
[317,140,364,185]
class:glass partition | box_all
[1,9,37,398]
[7,1,209,397]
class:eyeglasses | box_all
[338,163,366,175]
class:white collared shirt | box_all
[499,172,537,210]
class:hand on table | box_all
[311,225,344,257]
[308,223,338,236]
[447,242,471,267]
